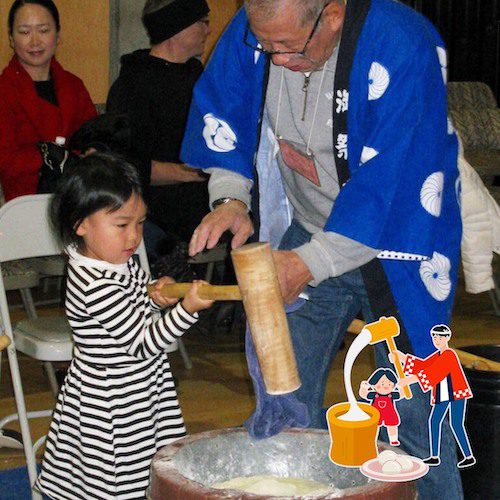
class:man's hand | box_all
[273,250,313,304]
[388,350,407,365]
[189,201,253,256]
[397,374,418,388]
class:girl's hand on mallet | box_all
[150,276,179,307]
[182,280,214,314]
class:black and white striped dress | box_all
[36,249,198,499]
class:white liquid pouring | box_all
[338,329,371,421]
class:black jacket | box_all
[106,49,208,242]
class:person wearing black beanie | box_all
[143,0,210,45]
[106,0,211,259]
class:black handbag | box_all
[37,139,77,194]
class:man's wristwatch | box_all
[211,197,248,211]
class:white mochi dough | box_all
[212,475,335,496]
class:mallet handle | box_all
[0,335,11,352]
[386,336,412,399]
[148,283,241,301]
[150,285,371,335]
[454,349,500,372]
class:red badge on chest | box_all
[278,138,321,187]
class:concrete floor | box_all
[1,270,499,472]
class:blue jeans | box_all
[280,220,463,499]
[430,399,472,458]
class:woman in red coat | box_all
[0,0,96,201]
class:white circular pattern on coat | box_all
[447,117,455,135]
[455,177,462,208]
[360,146,379,164]
[419,252,452,301]
[254,44,262,64]
[420,171,444,217]
[202,113,237,152]
[368,62,390,101]
[436,46,447,84]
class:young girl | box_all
[359,368,402,446]
[36,153,213,499]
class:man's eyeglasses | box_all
[243,2,329,56]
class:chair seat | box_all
[2,260,39,290]
[14,316,73,361]
[26,255,67,276]
[187,244,228,265]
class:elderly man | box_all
[107,0,211,245]
[181,0,463,496]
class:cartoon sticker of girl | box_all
[359,368,401,446]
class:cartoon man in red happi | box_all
[392,325,476,468]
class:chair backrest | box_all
[0,194,61,263]
[135,240,151,275]
[0,193,152,270]
[447,81,497,113]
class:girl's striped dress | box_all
[36,249,198,499]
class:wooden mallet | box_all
[150,242,301,394]
[150,244,370,393]
[231,242,301,395]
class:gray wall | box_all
[109,0,150,85]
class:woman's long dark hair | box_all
[8,0,60,35]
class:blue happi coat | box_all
[181,0,462,358]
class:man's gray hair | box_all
[143,0,177,17]
[244,0,335,26]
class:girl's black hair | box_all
[50,153,143,248]
[368,368,398,386]
[8,0,60,35]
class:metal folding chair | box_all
[0,194,74,499]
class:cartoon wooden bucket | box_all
[327,402,380,467]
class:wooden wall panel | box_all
[205,0,242,60]
[0,0,240,103]
[0,0,109,103]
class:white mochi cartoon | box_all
[382,460,403,474]
[378,450,398,464]
[395,455,414,471]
